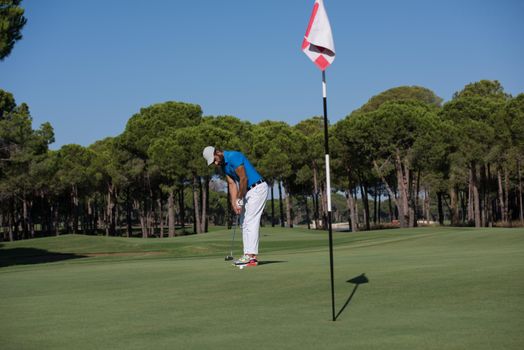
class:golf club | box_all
[224,215,239,261]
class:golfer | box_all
[203,146,268,267]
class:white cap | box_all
[202,146,215,166]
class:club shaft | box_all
[229,215,239,257]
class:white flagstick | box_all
[322,70,336,321]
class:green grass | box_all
[1,226,523,350]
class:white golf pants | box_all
[240,181,269,255]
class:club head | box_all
[225,256,234,261]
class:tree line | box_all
[1,80,523,241]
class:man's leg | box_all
[241,182,269,256]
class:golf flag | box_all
[302,0,335,71]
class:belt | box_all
[247,179,265,191]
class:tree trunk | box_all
[278,180,285,227]
[345,191,357,232]
[193,175,202,234]
[140,214,147,237]
[53,202,60,236]
[115,194,120,236]
[205,175,209,232]
[22,197,29,239]
[373,184,378,225]
[437,191,445,225]
[45,197,53,236]
[408,170,416,227]
[126,188,132,237]
[0,214,4,241]
[200,176,208,233]
[304,194,311,229]
[86,198,93,234]
[312,190,318,229]
[179,184,186,230]
[134,200,147,238]
[106,185,110,236]
[398,154,410,228]
[480,165,488,227]
[198,176,203,233]
[158,196,164,238]
[467,170,474,224]
[471,163,481,228]
[504,166,510,225]
[485,165,491,227]
[168,190,176,237]
[270,181,275,227]
[412,169,421,227]
[8,201,14,241]
[313,164,320,229]
[359,181,371,230]
[284,185,293,228]
[91,198,96,234]
[456,190,461,223]
[94,198,100,233]
[115,189,119,235]
[450,186,460,225]
[8,216,14,241]
[377,191,381,224]
[0,214,3,240]
[346,173,358,233]
[149,186,155,237]
[106,184,115,236]
[497,168,506,223]
[423,187,430,224]
[72,185,79,234]
[518,159,523,225]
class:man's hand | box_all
[234,198,243,214]
[227,175,243,215]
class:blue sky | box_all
[1,0,523,149]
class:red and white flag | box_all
[302,0,335,71]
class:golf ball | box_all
[239,265,244,270]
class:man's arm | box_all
[226,175,241,215]
[235,165,248,200]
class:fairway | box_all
[1,227,523,350]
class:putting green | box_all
[1,226,523,349]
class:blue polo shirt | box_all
[222,150,262,188]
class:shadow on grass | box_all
[258,261,287,266]
[0,248,87,268]
[335,273,369,321]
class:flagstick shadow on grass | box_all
[257,261,287,266]
[335,273,369,321]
